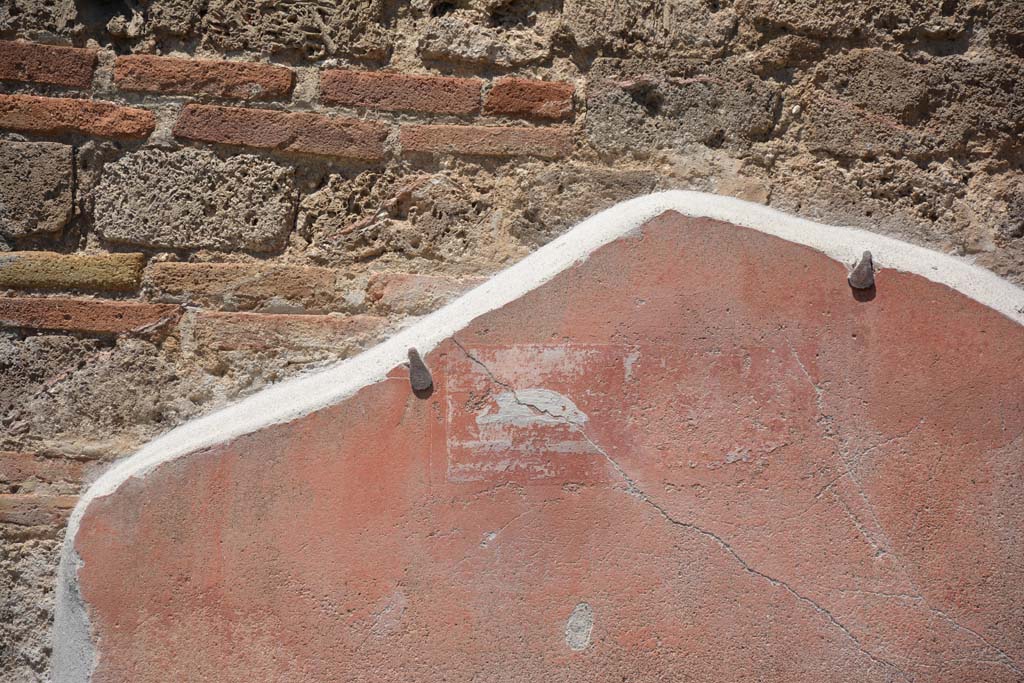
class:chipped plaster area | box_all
[52,192,1024,681]
[476,389,588,428]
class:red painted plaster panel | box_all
[74,212,1024,682]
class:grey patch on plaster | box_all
[724,447,751,464]
[476,389,588,427]
[52,191,1024,682]
[51,554,93,683]
[565,602,594,651]
[624,348,641,381]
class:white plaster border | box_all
[51,191,1024,681]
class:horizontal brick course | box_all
[321,69,481,115]
[115,55,294,101]
[192,311,387,353]
[0,94,155,139]
[145,262,344,312]
[174,104,387,161]
[366,271,475,315]
[0,452,85,493]
[484,77,574,120]
[0,40,97,88]
[0,493,77,527]
[0,297,181,335]
[0,252,144,292]
[400,124,572,158]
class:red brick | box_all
[115,55,294,101]
[0,40,97,88]
[321,69,480,115]
[400,124,572,158]
[484,78,574,120]
[0,95,154,139]
[0,452,85,492]
[174,104,387,161]
[145,261,344,312]
[192,311,386,353]
[0,297,181,335]
[0,493,77,527]
[366,271,476,315]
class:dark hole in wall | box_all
[431,1,457,17]
[489,0,562,28]
[626,82,663,116]
[76,0,134,33]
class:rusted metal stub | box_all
[407,347,433,393]
[848,250,875,290]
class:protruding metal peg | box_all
[407,348,433,393]
[848,251,875,290]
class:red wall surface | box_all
[74,212,1024,682]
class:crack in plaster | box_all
[783,336,1023,677]
[453,341,910,680]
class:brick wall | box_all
[2,2,1023,679]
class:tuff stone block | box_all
[0,141,73,238]
[0,252,144,292]
[94,148,296,253]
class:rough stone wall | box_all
[0,1,1022,680]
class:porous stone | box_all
[0,333,197,457]
[417,17,550,67]
[0,141,73,238]
[94,148,296,253]
[733,0,973,41]
[298,171,505,273]
[508,163,658,246]
[202,0,389,60]
[0,535,63,681]
[0,0,76,34]
[812,49,932,124]
[586,63,782,158]
[563,0,739,54]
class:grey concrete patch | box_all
[565,602,594,651]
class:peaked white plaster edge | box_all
[52,190,1024,682]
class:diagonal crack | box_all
[783,336,1023,677]
[451,337,911,679]
[573,425,909,680]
